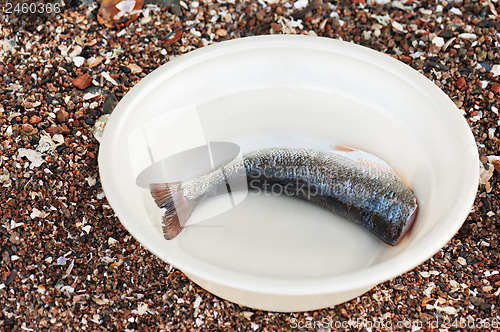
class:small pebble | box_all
[29,115,42,124]
[56,109,70,123]
[294,0,308,9]
[83,91,100,100]
[391,21,405,32]
[73,56,85,67]
[103,92,118,114]
[491,82,500,94]
[470,296,485,306]
[46,125,71,136]
[108,237,119,246]
[456,77,466,89]
[458,33,477,40]
[85,118,95,125]
[432,36,445,47]
[74,110,85,119]
[242,311,254,319]
[128,63,142,73]
[87,56,103,67]
[2,39,16,53]
[6,271,17,286]
[488,128,496,139]
[73,73,93,90]
[102,72,119,86]
[216,28,228,37]
[393,283,405,290]
[492,64,500,77]
[57,256,68,265]
[483,285,493,292]
[22,124,35,133]
[120,65,131,73]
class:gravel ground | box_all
[1,0,500,331]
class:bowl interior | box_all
[99,36,478,294]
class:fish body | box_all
[150,147,418,245]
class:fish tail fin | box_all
[150,182,197,240]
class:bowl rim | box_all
[99,35,479,296]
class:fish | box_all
[150,147,418,245]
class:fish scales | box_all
[241,148,417,245]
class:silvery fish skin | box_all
[150,147,418,245]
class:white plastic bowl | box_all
[98,35,479,312]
